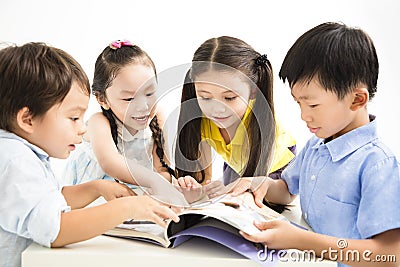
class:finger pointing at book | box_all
[129,196,180,227]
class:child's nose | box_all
[300,109,312,122]
[211,100,226,114]
[78,123,87,136]
[135,100,149,112]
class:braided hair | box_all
[149,115,176,177]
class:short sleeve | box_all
[281,159,300,195]
[0,156,70,247]
[281,140,311,195]
[357,156,400,238]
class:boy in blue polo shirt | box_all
[240,22,400,266]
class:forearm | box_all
[294,229,400,266]
[200,164,212,185]
[62,181,103,209]
[265,178,295,205]
[51,197,131,247]
[99,154,138,185]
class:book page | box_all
[105,221,170,247]
[177,192,285,235]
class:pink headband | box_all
[109,40,133,50]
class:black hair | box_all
[279,22,379,99]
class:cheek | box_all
[197,100,209,112]
[232,102,248,117]
[149,100,158,117]
[125,101,137,114]
[148,96,157,109]
[108,99,122,111]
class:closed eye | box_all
[123,98,134,101]
[225,96,237,102]
[146,92,155,97]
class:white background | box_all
[1,0,399,179]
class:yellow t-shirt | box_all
[201,105,296,175]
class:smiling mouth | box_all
[132,115,149,121]
[212,115,230,121]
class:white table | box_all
[22,198,335,267]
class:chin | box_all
[315,132,331,139]
[133,124,147,132]
[55,151,71,159]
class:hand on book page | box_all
[125,158,189,207]
[182,193,284,235]
[176,186,206,204]
[203,180,227,199]
[173,177,229,204]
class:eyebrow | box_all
[119,85,155,95]
[119,89,135,95]
[196,89,236,94]
[67,106,87,112]
[291,92,311,100]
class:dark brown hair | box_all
[92,43,174,176]
[175,36,276,183]
[0,42,90,131]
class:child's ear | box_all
[96,94,110,110]
[350,87,369,111]
[16,107,34,133]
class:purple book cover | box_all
[170,225,281,266]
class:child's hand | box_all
[172,176,205,203]
[174,175,202,189]
[95,180,136,201]
[228,176,271,207]
[227,177,253,195]
[204,180,227,198]
[129,195,180,227]
[240,219,301,250]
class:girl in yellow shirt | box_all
[174,36,296,211]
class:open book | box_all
[104,192,288,266]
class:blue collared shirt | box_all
[282,117,400,240]
[0,130,70,267]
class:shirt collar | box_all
[0,129,50,161]
[116,118,152,142]
[312,115,378,162]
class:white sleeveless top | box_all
[62,120,154,185]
